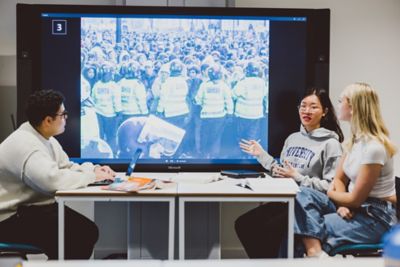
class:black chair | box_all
[0,242,43,260]
[329,176,400,257]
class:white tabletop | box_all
[55,180,177,197]
[56,173,298,197]
[177,177,299,197]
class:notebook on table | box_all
[88,148,143,186]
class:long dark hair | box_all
[302,87,344,142]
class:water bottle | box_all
[384,224,400,267]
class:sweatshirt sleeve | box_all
[257,137,290,171]
[56,144,96,173]
[293,140,342,192]
[256,149,278,171]
[22,149,96,195]
[256,139,287,171]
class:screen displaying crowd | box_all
[80,16,270,160]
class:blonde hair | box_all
[341,82,396,156]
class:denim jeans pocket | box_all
[360,199,396,228]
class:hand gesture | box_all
[94,165,116,181]
[272,160,300,178]
[337,206,354,220]
[239,139,263,156]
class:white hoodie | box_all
[257,125,342,192]
[0,122,96,222]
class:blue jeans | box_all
[293,186,396,256]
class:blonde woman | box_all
[294,82,397,257]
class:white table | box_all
[55,173,299,260]
[177,177,299,259]
[55,182,177,260]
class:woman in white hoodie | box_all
[235,87,343,258]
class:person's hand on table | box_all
[94,165,116,181]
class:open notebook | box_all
[87,148,143,186]
[102,149,157,192]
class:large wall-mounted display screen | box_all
[17,4,330,171]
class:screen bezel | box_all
[17,4,330,172]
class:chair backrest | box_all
[0,242,43,259]
[329,176,400,257]
[395,176,400,220]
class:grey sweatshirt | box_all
[257,125,342,192]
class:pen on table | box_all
[244,180,253,191]
[236,179,253,191]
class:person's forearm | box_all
[333,179,347,192]
[256,150,275,171]
[328,190,361,208]
[293,174,330,192]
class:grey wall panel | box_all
[0,56,16,86]
[185,203,220,259]
[0,85,17,142]
[125,0,231,6]
[94,202,128,259]
[0,56,17,142]
[183,0,227,7]
[129,202,170,259]
[94,201,220,259]
[126,0,168,6]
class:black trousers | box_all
[234,202,288,258]
[0,203,98,259]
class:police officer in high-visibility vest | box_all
[195,63,234,158]
[156,59,190,157]
[232,61,268,143]
[118,61,149,125]
[81,73,100,143]
[150,63,170,113]
[91,62,121,154]
[157,59,190,129]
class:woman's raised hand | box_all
[239,139,263,156]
